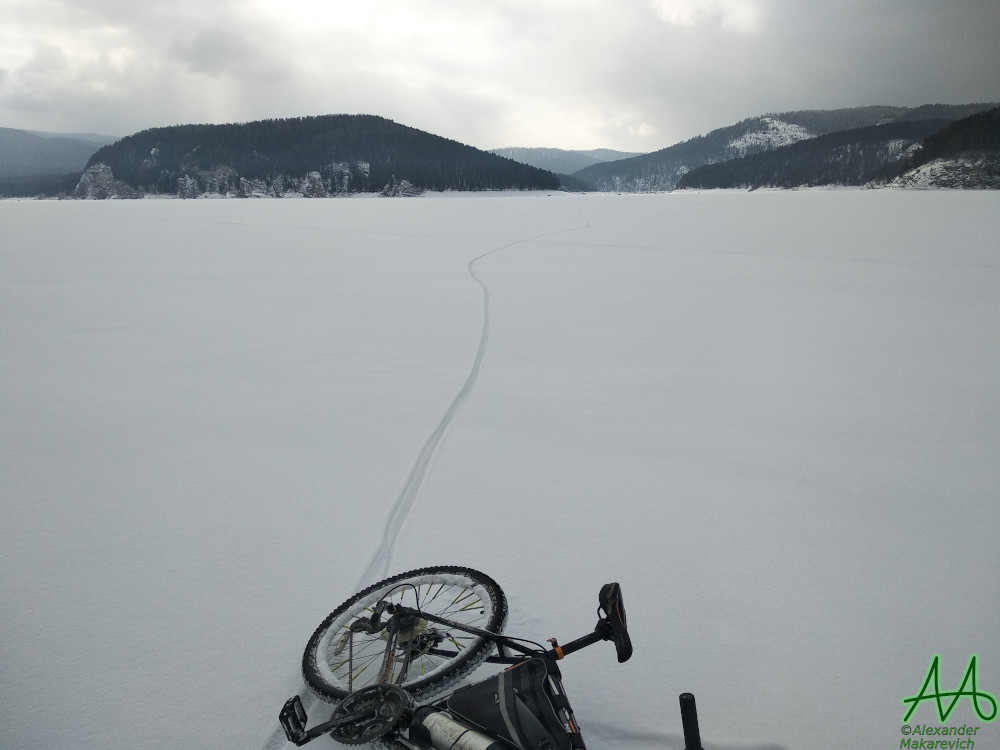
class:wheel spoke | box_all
[305,567,507,702]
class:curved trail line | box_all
[261,213,589,750]
[359,213,591,586]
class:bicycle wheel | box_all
[303,566,507,703]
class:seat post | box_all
[549,628,604,658]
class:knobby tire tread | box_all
[302,565,507,703]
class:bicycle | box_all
[279,565,704,750]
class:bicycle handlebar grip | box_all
[679,693,703,750]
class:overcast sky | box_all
[1,0,998,152]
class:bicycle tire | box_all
[302,566,507,703]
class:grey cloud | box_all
[1,0,997,150]
[20,44,71,75]
[172,29,261,76]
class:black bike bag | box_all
[445,657,586,750]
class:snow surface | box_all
[2,191,998,750]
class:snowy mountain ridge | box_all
[572,103,999,192]
[677,119,953,189]
[572,113,822,192]
[725,116,813,158]
[6,103,998,197]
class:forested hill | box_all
[83,115,559,197]
[886,106,1000,188]
[677,106,1000,190]
[909,106,1000,166]
[676,119,951,189]
[0,128,113,179]
[0,128,117,196]
[572,103,999,192]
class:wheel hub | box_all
[382,614,428,644]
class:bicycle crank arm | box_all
[278,695,374,746]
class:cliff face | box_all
[74,163,143,199]
[75,160,384,199]
[887,152,1000,189]
[380,175,422,197]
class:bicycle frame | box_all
[384,601,612,665]
[279,579,660,750]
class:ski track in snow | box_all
[261,211,591,750]
[357,213,592,586]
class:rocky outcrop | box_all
[73,163,143,199]
[73,155,413,199]
[885,151,1000,189]
[380,175,422,197]
[298,171,327,197]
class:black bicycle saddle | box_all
[598,582,633,663]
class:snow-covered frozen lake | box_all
[2,191,998,750]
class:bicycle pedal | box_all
[279,695,310,746]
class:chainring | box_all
[326,684,412,745]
